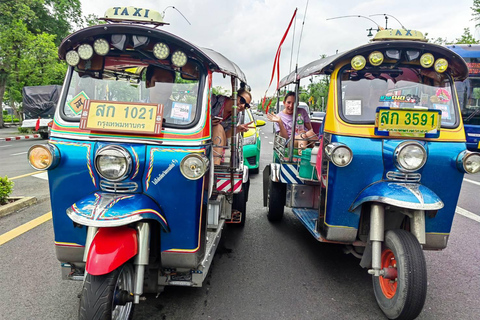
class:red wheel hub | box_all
[379,249,397,299]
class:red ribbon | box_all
[264,8,297,111]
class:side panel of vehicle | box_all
[48,138,100,262]
[144,145,210,268]
[464,124,480,151]
[323,135,384,236]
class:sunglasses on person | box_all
[239,96,250,109]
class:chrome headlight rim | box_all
[461,151,480,174]
[94,145,132,182]
[324,142,353,167]
[394,141,427,173]
[180,153,209,180]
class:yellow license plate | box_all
[375,108,441,138]
[79,100,164,135]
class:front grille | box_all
[246,156,256,166]
[100,180,138,193]
[386,171,421,182]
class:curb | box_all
[0,197,37,218]
[1,134,40,142]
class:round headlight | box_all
[464,152,480,174]
[153,42,170,60]
[172,50,187,67]
[78,44,94,60]
[434,58,448,73]
[369,51,384,66]
[394,142,427,172]
[420,53,434,68]
[66,50,80,66]
[93,38,110,56]
[180,154,209,180]
[28,145,54,170]
[95,146,132,181]
[325,143,353,167]
[351,55,366,70]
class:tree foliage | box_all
[0,0,82,127]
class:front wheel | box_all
[372,230,427,320]
[79,263,135,320]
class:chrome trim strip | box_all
[100,180,139,193]
[385,171,421,182]
[355,196,443,210]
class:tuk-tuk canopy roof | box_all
[58,24,247,83]
[279,40,468,88]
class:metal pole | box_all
[230,78,237,192]
[288,67,300,161]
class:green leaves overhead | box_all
[0,0,82,127]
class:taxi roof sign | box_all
[372,29,426,42]
[101,7,168,26]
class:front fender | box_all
[350,182,444,212]
[86,226,137,275]
[66,192,169,232]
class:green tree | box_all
[0,0,82,128]
[454,28,480,44]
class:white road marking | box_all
[456,206,480,223]
[464,178,480,187]
[0,145,12,148]
[33,172,48,180]
[11,151,27,156]
[269,141,273,144]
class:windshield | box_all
[62,57,203,127]
[339,66,457,127]
[455,78,480,125]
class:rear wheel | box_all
[372,230,427,320]
[267,179,286,221]
[40,132,49,139]
[232,181,249,227]
[79,263,135,320]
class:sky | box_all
[80,0,480,103]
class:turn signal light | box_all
[28,144,59,170]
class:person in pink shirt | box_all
[267,91,316,150]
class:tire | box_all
[267,179,286,222]
[232,182,248,227]
[40,132,49,139]
[79,263,135,320]
[372,230,427,320]
[250,167,259,175]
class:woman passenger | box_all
[267,91,316,149]
[211,88,254,165]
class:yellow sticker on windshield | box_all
[67,91,89,115]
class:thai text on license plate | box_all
[374,107,441,138]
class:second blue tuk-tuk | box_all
[264,29,480,319]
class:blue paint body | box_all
[323,135,465,234]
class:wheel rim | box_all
[379,249,397,299]
[112,265,134,319]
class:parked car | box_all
[243,108,266,174]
